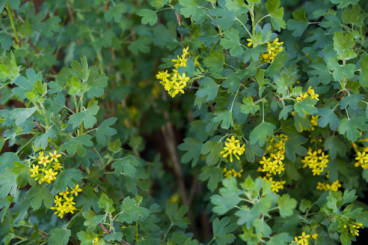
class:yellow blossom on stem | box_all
[260,38,283,63]
[92,237,99,245]
[49,150,62,162]
[316,180,341,192]
[293,232,310,245]
[223,168,244,179]
[302,148,328,175]
[70,184,83,196]
[220,136,245,162]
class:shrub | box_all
[0,0,368,244]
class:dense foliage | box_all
[1,0,368,244]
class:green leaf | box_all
[220,28,243,57]
[98,193,115,213]
[77,230,97,245]
[179,0,207,23]
[0,168,17,198]
[240,97,260,115]
[253,219,272,237]
[277,194,297,218]
[128,36,152,55]
[203,49,225,74]
[34,128,56,150]
[294,97,318,117]
[324,136,347,159]
[333,32,356,60]
[330,0,359,9]
[137,9,158,26]
[360,53,368,88]
[48,228,71,245]
[111,155,140,178]
[15,107,37,125]
[199,166,223,192]
[279,105,293,120]
[71,57,89,81]
[213,217,236,245]
[285,135,308,162]
[118,196,149,224]
[85,67,108,98]
[96,118,117,145]
[338,117,368,141]
[249,122,276,146]
[0,52,20,82]
[266,233,293,245]
[104,3,127,22]
[265,0,286,31]
[287,9,309,37]
[201,141,223,166]
[213,111,234,130]
[68,101,99,129]
[342,4,366,27]
[25,185,53,210]
[317,107,340,130]
[61,135,94,157]
[211,177,242,215]
[343,189,357,205]
[166,203,190,229]
[196,77,219,102]
[54,168,83,193]
[178,138,202,166]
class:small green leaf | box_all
[220,28,243,57]
[213,111,234,130]
[68,101,99,129]
[178,138,202,166]
[137,9,158,26]
[277,194,297,218]
[179,0,207,23]
[48,228,71,245]
[294,98,318,117]
[317,107,340,130]
[98,193,115,213]
[196,77,219,102]
[25,185,53,210]
[165,203,190,229]
[265,0,286,31]
[240,97,260,115]
[249,122,276,146]
[213,217,236,245]
[199,166,223,192]
[96,118,117,145]
[338,117,368,141]
[111,155,140,178]
[54,169,83,193]
[117,196,149,224]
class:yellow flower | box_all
[156,70,170,81]
[30,164,40,177]
[41,169,58,184]
[169,193,179,203]
[345,219,363,237]
[311,234,318,239]
[38,154,51,167]
[92,237,99,245]
[317,180,341,192]
[220,136,245,162]
[49,150,62,162]
[223,168,244,179]
[70,184,83,196]
[52,162,63,171]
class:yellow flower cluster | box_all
[260,38,283,63]
[293,232,318,245]
[354,148,368,169]
[344,219,363,237]
[220,136,245,163]
[296,86,319,101]
[223,168,243,179]
[316,180,341,192]
[29,150,63,184]
[156,47,191,98]
[50,185,82,218]
[302,148,329,175]
[263,177,286,193]
[259,135,287,175]
[258,134,288,193]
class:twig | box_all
[66,0,74,23]
[6,2,20,44]
[175,12,184,43]
[99,224,131,245]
